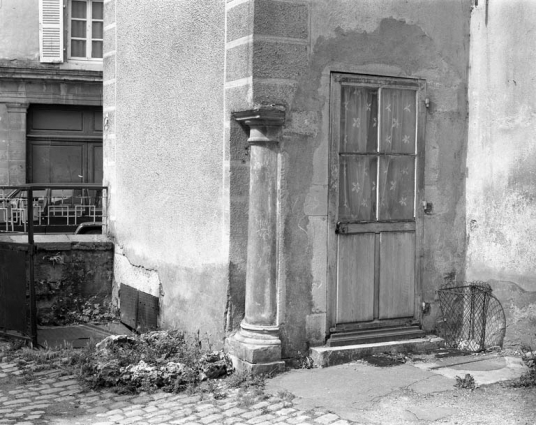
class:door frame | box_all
[326,72,427,333]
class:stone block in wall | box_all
[104,82,115,106]
[307,216,327,313]
[252,41,307,80]
[104,26,116,54]
[8,162,25,184]
[104,0,116,26]
[254,0,308,40]
[229,120,249,162]
[104,54,116,80]
[230,163,250,198]
[252,79,298,109]
[306,313,326,347]
[226,43,253,82]
[7,140,25,161]
[225,84,252,113]
[0,167,8,185]
[226,1,253,42]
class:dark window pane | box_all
[71,20,86,38]
[92,41,103,58]
[92,1,103,20]
[340,86,378,153]
[71,39,86,57]
[72,1,87,19]
[92,21,103,39]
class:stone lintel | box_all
[233,106,285,143]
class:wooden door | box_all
[27,106,103,184]
[328,73,425,332]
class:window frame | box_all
[67,0,104,62]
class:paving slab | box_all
[266,353,530,423]
[266,361,455,422]
[414,355,528,385]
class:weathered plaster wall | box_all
[105,0,228,342]
[225,0,470,358]
[0,0,39,61]
[467,0,536,348]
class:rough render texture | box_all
[0,0,39,61]
[223,0,470,358]
[466,1,536,348]
[106,0,228,343]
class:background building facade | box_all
[0,0,103,187]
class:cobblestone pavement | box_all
[0,361,352,425]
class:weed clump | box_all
[76,330,233,394]
[511,344,535,388]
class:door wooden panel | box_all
[328,73,425,331]
[49,145,84,183]
[379,231,415,319]
[337,233,375,323]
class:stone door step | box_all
[311,336,444,368]
[326,325,425,347]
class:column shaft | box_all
[245,142,278,326]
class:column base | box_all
[225,322,285,375]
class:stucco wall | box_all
[466,0,536,348]
[225,0,471,357]
[0,0,39,61]
[0,0,102,71]
[105,0,227,342]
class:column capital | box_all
[233,106,285,144]
[5,102,29,113]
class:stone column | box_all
[226,106,286,375]
[5,103,29,185]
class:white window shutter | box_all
[39,0,64,63]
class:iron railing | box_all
[0,183,108,239]
[0,184,108,346]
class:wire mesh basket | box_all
[437,281,506,352]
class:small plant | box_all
[511,342,535,388]
[277,389,295,402]
[455,373,476,390]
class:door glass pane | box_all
[72,1,87,18]
[92,1,103,19]
[71,20,87,38]
[71,40,86,57]
[380,89,416,154]
[378,156,415,220]
[339,155,377,222]
[340,87,378,153]
[92,21,103,39]
[92,41,103,58]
